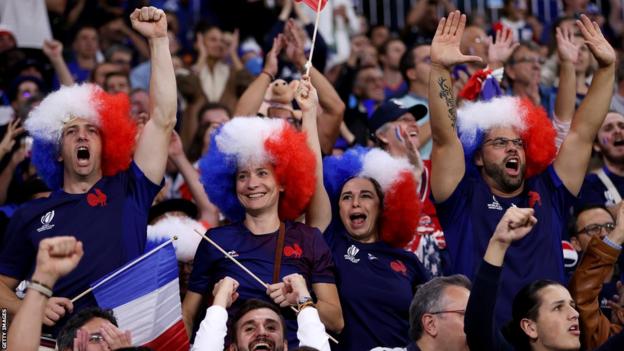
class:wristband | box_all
[297,296,315,312]
[27,280,53,298]
[603,236,623,250]
[261,70,275,81]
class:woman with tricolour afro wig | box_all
[198,116,316,221]
[309,145,431,350]
[25,84,136,189]
[186,88,343,347]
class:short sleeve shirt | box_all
[188,221,335,347]
[436,165,574,326]
[324,222,430,350]
[0,162,161,334]
[578,167,624,207]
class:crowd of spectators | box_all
[2,0,624,350]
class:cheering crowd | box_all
[2,0,624,350]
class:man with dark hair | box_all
[56,307,132,350]
[379,38,407,99]
[579,111,624,208]
[372,275,471,351]
[341,65,385,147]
[191,274,329,351]
[68,26,100,83]
[0,6,177,337]
[395,44,432,158]
[505,41,548,108]
[570,205,615,254]
[104,71,131,95]
[428,11,615,327]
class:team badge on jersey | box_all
[37,210,56,232]
[344,245,360,263]
[390,260,407,275]
[528,191,542,208]
[87,188,108,207]
[284,243,302,258]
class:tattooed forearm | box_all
[437,77,457,128]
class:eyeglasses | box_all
[577,222,615,236]
[483,137,524,149]
[429,309,466,316]
[511,56,545,65]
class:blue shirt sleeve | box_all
[434,174,474,270]
[128,161,163,211]
[187,228,217,294]
[0,208,36,279]
[465,260,514,351]
[545,165,576,216]
[309,227,336,285]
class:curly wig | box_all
[25,84,136,189]
[323,147,422,248]
[457,96,556,178]
[199,117,316,222]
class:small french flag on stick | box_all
[89,241,189,351]
[295,0,327,11]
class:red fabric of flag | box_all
[295,0,328,12]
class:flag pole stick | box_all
[192,229,339,344]
[304,0,323,76]
[192,229,268,288]
[71,237,176,303]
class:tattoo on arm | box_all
[437,77,457,128]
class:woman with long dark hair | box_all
[465,207,624,351]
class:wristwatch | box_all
[297,295,315,311]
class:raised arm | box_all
[297,77,331,233]
[487,27,519,70]
[131,7,177,185]
[554,15,616,196]
[554,26,580,124]
[168,131,220,227]
[8,237,83,351]
[233,35,283,116]
[429,11,482,202]
[465,207,536,351]
[191,277,239,351]
[42,40,75,87]
[284,20,345,155]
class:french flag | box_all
[90,241,189,351]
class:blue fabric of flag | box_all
[91,242,178,308]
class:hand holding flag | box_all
[295,0,327,12]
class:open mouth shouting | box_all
[613,138,624,147]
[249,337,275,351]
[76,145,91,166]
[348,211,368,230]
[504,156,520,177]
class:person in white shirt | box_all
[192,274,329,351]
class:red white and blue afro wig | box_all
[199,117,316,222]
[24,84,136,189]
[457,95,557,178]
[323,147,422,248]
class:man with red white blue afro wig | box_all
[457,95,557,179]
[199,116,316,222]
[25,83,136,189]
[323,147,422,248]
[428,10,617,326]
